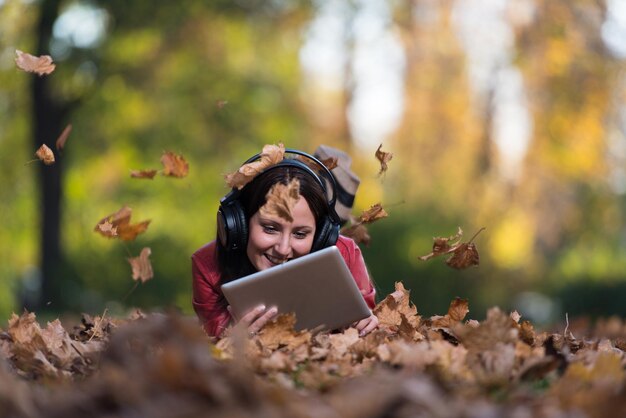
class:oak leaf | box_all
[259,178,300,222]
[128,247,154,283]
[225,143,285,189]
[94,206,151,241]
[130,169,158,179]
[35,144,55,165]
[15,50,56,76]
[375,144,393,175]
[161,151,189,178]
[358,203,388,224]
[55,124,72,152]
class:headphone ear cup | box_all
[217,199,248,251]
[312,217,340,252]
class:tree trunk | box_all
[24,0,65,311]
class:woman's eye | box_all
[262,225,277,233]
[293,231,309,239]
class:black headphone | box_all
[217,149,341,253]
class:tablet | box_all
[221,245,371,332]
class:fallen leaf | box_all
[130,169,158,179]
[225,143,285,189]
[375,144,393,175]
[295,155,338,172]
[35,144,55,165]
[257,313,311,351]
[94,206,151,241]
[55,124,72,152]
[128,247,154,283]
[446,243,480,269]
[161,151,189,178]
[358,203,388,224]
[259,178,300,222]
[96,221,118,238]
[15,50,56,76]
[340,222,371,246]
[419,227,463,261]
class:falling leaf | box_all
[419,227,463,261]
[295,155,338,172]
[358,203,388,224]
[225,143,285,189]
[96,221,118,238]
[94,206,151,241]
[15,50,56,76]
[418,227,485,270]
[216,100,228,109]
[55,124,72,152]
[128,247,154,283]
[35,144,55,165]
[375,144,393,175]
[340,222,371,246]
[161,151,189,178]
[130,169,158,179]
[259,178,300,222]
[446,242,480,269]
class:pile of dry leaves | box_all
[1,282,626,418]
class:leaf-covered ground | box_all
[2,283,626,418]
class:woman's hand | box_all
[354,313,379,337]
[228,304,278,336]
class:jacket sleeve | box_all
[337,236,376,309]
[191,245,232,337]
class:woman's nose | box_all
[274,234,292,257]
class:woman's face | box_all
[246,197,317,271]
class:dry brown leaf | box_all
[419,227,463,261]
[358,203,388,224]
[446,243,480,269]
[15,50,56,76]
[96,221,118,238]
[130,169,158,179]
[340,223,371,246]
[225,143,285,189]
[35,144,55,165]
[295,155,338,172]
[161,151,189,178]
[257,313,311,351]
[375,144,393,175]
[373,282,420,329]
[128,247,154,283]
[94,206,151,241]
[55,124,72,152]
[259,178,300,222]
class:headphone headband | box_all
[239,148,338,210]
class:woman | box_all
[192,148,378,337]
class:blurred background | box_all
[1,0,626,327]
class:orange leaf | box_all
[130,169,158,179]
[259,178,300,222]
[35,144,55,165]
[225,143,285,189]
[295,155,338,172]
[161,151,189,178]
[128,247,154,283]
[15,50,56,76]
[55,124,72,152]
[375,144,393,175]
[94,206,151,241]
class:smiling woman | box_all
[191,147,378,337]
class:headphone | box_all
[217,149,341,253]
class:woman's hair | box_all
[216,164,331,284]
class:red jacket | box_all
[192,235,376,337]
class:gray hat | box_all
[314,145,360,225]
